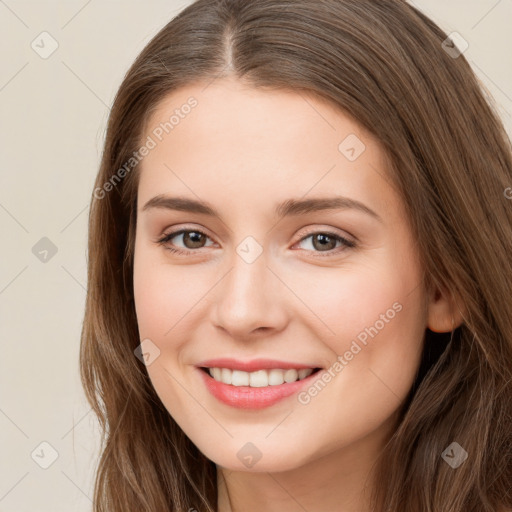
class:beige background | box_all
[0,1,511,510]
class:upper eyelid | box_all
[159,226,215,244]
[294,225,356,243]
[159,224,352,238]
[158,226,355,248]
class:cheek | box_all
[280,253,424,345]
[287,262,426,450]
[281,251,426,390]
[133,239,208,340]
[132,246,208,414]
[133,265,172,340]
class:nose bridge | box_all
[224,245,270,312]
[212,240,285,336]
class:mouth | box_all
[199,366,322,387]
[195,360,324,409]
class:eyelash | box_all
[156,228,357,257]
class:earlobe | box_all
[426,284,465,333]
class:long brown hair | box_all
[80,1,512,510]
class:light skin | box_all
[132,77,463,512]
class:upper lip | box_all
[196,358,321,372]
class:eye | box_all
[156,228,356,257]
[156,228,215,255]
[293,231,356,257]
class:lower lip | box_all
[197,367,321,409]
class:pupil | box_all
[185,231,204,248]
[314,234,334,251]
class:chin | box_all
[198,440,313,473]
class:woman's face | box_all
[133,77,429,472]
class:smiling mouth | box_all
[200,367,322,387]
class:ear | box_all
[426,283,465,333]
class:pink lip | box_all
[196,358,319,372]
[196,366,322,410]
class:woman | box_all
[80,0,512,510]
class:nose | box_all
[210,249,288,340]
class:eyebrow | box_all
[141,194,382,222]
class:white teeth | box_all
[284,369,298,383]
[268,369,285,386]
[231,370,250,386]
[206,367,315,387]
[249,369,268,388]
[221,368,232,385]
[298,368,313,380]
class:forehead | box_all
[137,78,401,223]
